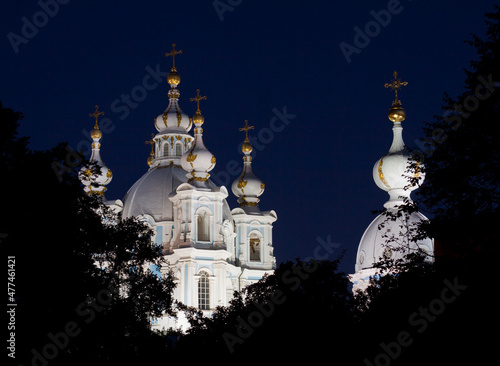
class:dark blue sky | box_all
[2,0,496,273]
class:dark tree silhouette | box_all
[1,102,176,366]
[412,5,500,263]
[172,258,355,363]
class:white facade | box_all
[80,47,277,330]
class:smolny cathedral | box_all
[78,45,434,330]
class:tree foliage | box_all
[173,259,355,363]
[413,5,500,261]
[1,102,176,366]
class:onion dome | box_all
[180,89,216,184]
[231,120,265,208]
[373,71,424,209]
[79,105,113,197]
[355,72,433,273]
[154,44,192,133]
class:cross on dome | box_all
[145,133,155,147]
[384,71,408,107]
[239,120,254,143]
[190,89,207,115]
[89,105,104,139]
[89,105,104,129]
[165,43,183,72]
[145,133,156,166]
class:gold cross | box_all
[145,133,155,147]
[384,71,408,106]
[145,133,155,154]
[239,120,254,143]
[190,89,207,114]
[165,43,183,72]
[89,105,104,129]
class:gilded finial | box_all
[190,89,207,125]
[145,133,156,147]
[145,133,155,166]
[89,105,104,139]
[165,43,183,72]
[384,71,408,123]
[239,120,255,143]
[384,71,408,107]
[239,120,255,154]
[190,89,207,114]
[89,105,104,129]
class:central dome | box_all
[122,166,188,221]
[122,165,233,223]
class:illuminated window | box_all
[249,234,261,262]
[197,211,210,242]
[198,271,210,310]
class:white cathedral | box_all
[79,44,434,328]
[79,44,277,330]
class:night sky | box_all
[2,0,496,274]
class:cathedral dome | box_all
[154,88,192,133]
[154,44,192,134]
[79,105,112,197]
[122,166,188,221]
[180,89,216,183]
[121,165,233,223]
[353,71,434,280]
[355,210,433,272]
[373,149,423,194]
[231,121,265,209]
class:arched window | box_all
[249,232,261,262]
[175,142,182,156]
[198,271,210,310]
[197,210,210,242]
[163,143,169,157]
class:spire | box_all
[373,72,423,209]
[79,105,113,197]
[180,89,216,184]
[232,120,265,209]
[154,44,192,133]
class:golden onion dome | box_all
[241,141,253,154]
[192,113,204,125]
[147,155,154,166]
[388,105,406,123]
[167,71,181,86]
[90,128,102,139]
